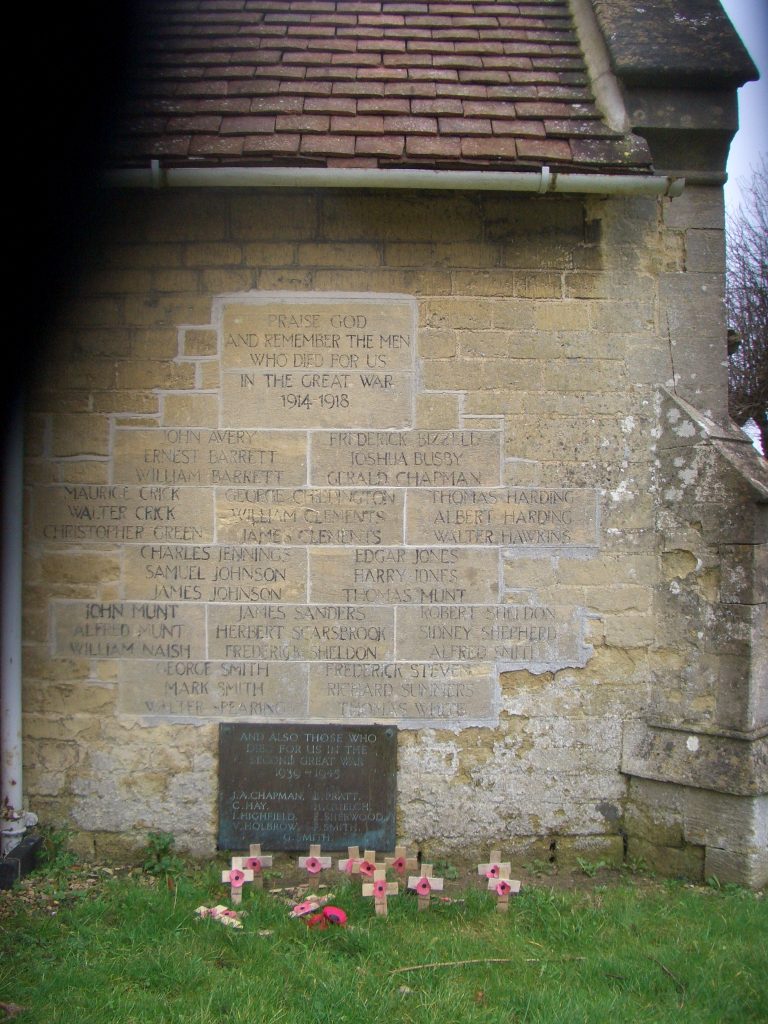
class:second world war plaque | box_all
[218,723,397,851]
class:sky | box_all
[720,0,768,217]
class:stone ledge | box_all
[621,720,768,797]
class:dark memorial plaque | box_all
[218,723,397,851]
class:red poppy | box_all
[305,913,328,929]
[359,860,375,877]
[374,880,387,897]
[323,906,348,926]
[391,856,406,875]
[245,857,262,873]
[228,868,245,888]
[496,880,511,896]
[305,856,322,874]
[415,877,431,896]
[485,864,500,878]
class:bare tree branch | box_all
[726,156,768,458]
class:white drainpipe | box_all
[1,396,30,856]
[104,162,685,197]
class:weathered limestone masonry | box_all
[13,1,767,886]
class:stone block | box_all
[685,229,726,273]
[51,413,110,457]
[533,301,591,331]
[132,329,180,360]
[704,845,768,889]
[231,194,318,241]
[663,186,725,230]
[604,614,654,648]
[298,242,382,268]
[625,837,704,881]
[162,394,220,428]
[182,329,218,358]
[415,393,460,426]
[182,243,244,267]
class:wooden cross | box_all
[477,849,511,883]
[385,845,419,878]
[488,875,521,912]
[337,845,364,874]
[338,846,380,878]
[478,849,520,913]
[298,844,332,877]
[357,849,380,880]
[362,868,398,916]
[407,863,444,911]
[221,857,254,905]
[243,843,272,890]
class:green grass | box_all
[1,865,766,1024]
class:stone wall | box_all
[21,184,767,883]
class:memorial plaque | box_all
[33,484,214,545]
[220,297,416,429]
[50,293,602,728]
[123,545,308,603]
[310,429,502,488]
[309,546,500,604]
[215,486,405,546]
[217,723,397,851]
[308,661,499,726]
[53,601,206,660]
[207,604,395,661]
[113,427,307,488]
[396,604,592,669]
[406,486,599,547]
[119,660,308,718]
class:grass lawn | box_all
[1,856,766,1024]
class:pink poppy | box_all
[305,856,322,874]
[496,880,511,896]
[245,856,262,873]
[391,856,406,875]
[344,858,355,874]
[374,880,387,897]
[415,877,432,896]
[359,860,375,877]
[228,868,245,888]
[485,864,500,879]
[323,906,348,926]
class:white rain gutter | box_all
[1,397,29,857]
[105,162,685,197]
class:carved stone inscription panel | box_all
[38,294,600,728]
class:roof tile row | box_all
[109,0,653,174]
